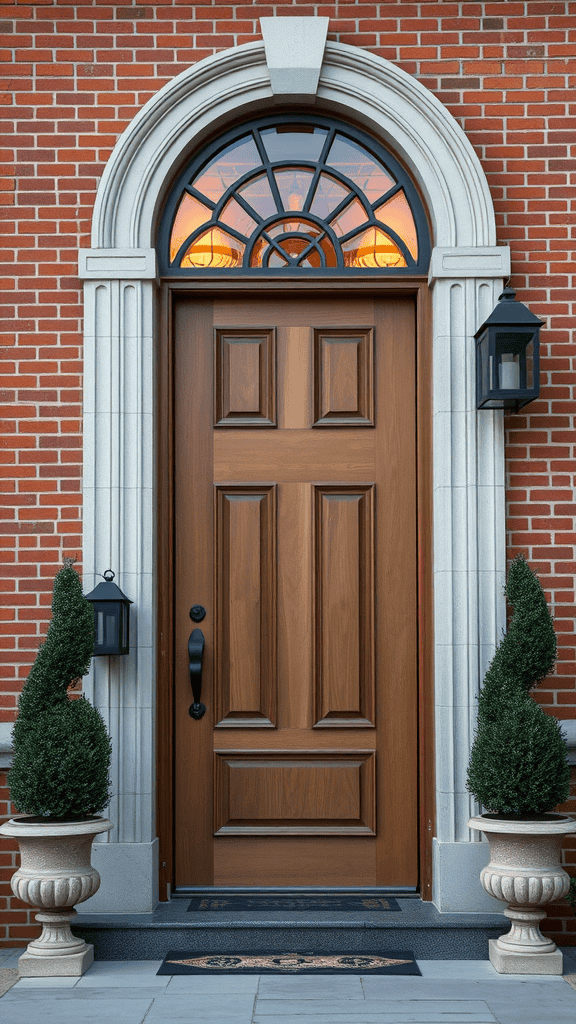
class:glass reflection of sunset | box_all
[167,121,424,271]
[170,194,211,262]
[342,227,407,268]
[374,191,418,259]
[181,228,244,268]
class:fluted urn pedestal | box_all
[0,816,113,976]
[469,813,576,974]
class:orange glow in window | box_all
[331,198,368,237]
[374,190,418,260]
[181,228,245,269]
[220,197,258,236]
[327,135,395,202]
[342,227,407,269]
[170,193,212,263]
[192,136,261,203]
[274,169,315,212]
[164,119,427,272]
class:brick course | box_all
[1,0,575,945]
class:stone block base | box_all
[489,938,563,975]
[18,945,94,977]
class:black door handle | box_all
[188,627,206,719]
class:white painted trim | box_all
[79,249,158,280]
[81,22,507,914]
[429,247,511,281]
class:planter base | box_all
[489,938,563,975]
[18,945,94,977]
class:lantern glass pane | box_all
[97,610,104,646]
[478,329,491,401]
[525,339,534,389]
[106,614,117,649]
[499,353,520,390]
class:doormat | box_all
[187,894,401,912]
[158,950,420,975]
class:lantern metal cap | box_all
[474,287,544,337]
[85,569,133,604]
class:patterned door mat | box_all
[187,894,401,912]
[158,950,420,975]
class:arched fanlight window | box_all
[158,115,430,275]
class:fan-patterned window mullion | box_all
[160,117,430,275]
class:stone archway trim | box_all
[78,24,509,915]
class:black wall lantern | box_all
[85,569,133,656]
[475,287,543,411]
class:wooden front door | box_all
[173,291,418,887]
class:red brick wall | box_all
[1,1,575,945]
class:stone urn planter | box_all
[0,815,113,976]
[469,813,576,974]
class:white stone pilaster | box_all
[80,263,158,911]
[429,247,509,911]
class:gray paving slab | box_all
[132,992,257,1020]
[252,998,495,1017]
[360,977,576,1023]
[256,976,365,996]
[0,1000,154,1024]
[143,999,255,1023]
[82,959,164,974]
[15,976,80,987]
[252,1014,496,1024]
[416,960,566,981]
[2,986,166,1001]
[75,971,170,987]
[360,977,576,999]
[164,974,261,992]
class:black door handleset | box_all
[188,625,206,720]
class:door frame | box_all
[156,275,434,899]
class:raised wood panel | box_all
[214,328,276,427]
[313,328,374,427]
[215,485,276,727]
[313,485,375,728]
[214,751,375,835]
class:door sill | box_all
[172,885,419,896]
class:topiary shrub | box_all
[8,560,112,820]
[467,554,570,817]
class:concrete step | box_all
[75,893,506,960]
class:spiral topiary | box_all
[467,554,570,816]
[8,560,112,820]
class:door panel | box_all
[214,484,277,728]
[214,751,376,835]
[174,293,417,887]
[314,484,375,728]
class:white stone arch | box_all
[79,25,509,915]
[89,39,496,252]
